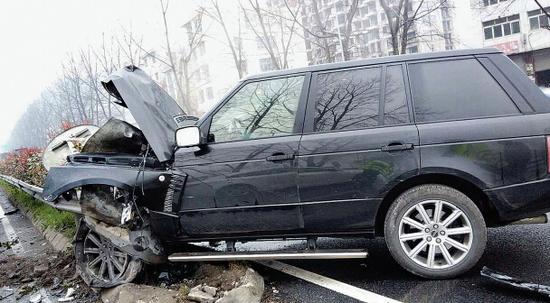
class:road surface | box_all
[2,187,550,302]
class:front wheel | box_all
[74,220,143,288]
[384,184,487,279]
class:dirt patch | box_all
[0,251,99,302]
[193,262,248,291]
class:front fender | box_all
[42,164,170,202]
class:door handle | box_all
[381,143,414,152]
[266,153,295,162]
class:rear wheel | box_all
[384,184,487,279]
[75,220,143,287]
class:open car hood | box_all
[102,66,187,162]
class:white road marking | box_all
[256,260,402,303]
[0,202,24,254]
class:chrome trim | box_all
[168,249,368,262]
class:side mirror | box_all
[176,126,203,148]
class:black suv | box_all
[43,48,550,286]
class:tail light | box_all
[547,136,550,173]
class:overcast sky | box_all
[0,0,197,151]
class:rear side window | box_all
[409,59,519,122]
[312,66,381,131]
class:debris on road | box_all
[481,266,550,298]
[99,263,264,303]
[216,268,265,303]
[101,283,178,303]
[187,285,215,302]
[0,252,99,302]
[57,287,76,302]
[0,238,19,250]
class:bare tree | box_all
[379,0,453,55]
[240,0,302,70]
[6,32,144,150]
[159,0,189,113]
[180,10,207,113]
[281,0,360,63]
[205,0,247,78]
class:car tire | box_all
[384,184,487,279]
[74,218,143,288]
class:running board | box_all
[168,249,368,262]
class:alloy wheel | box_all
[83,230,129,282]
[398,199,473,269]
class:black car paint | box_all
[43,48,550,245]
[43,163,171,211]
[168,49,550,241]
[102,66,187,163]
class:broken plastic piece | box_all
[481,266,550,298]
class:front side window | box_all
[313,66,381,132]
[209,76,304,143]
[409,59,519,123]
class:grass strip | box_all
[0,180,76,238]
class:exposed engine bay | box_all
[40,66,193,287]
[43,118,175,287]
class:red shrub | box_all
[0,148,47,186]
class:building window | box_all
[483,14,520,40]
[198,41,206,56]
[444,33,453,50]
[529,7,550,30]
[200,65,210,80]
[367,1,376,12]
[369,15,378,26]
[205,87,214,100]
[259,58,273,72]
[367,29,380,40]
[336,1,343,12]
[483,0,507,6]
[240,60,248,75]
[338,14,346,25]
[407,45,418,53]
[443,20,452,32]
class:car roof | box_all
[242,48,502,81]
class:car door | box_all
[173,74,309,237]
[297,64,420,233]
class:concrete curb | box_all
[8,191,72,252]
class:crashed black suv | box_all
[43,48,550,286]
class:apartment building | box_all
[300,0,461,64]
[179,0,308,114]
[142,0,550,115]
[472,0,550,85]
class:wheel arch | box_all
[375,173,498,236]
[42,165,168,202]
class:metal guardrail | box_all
[0,174,82,214]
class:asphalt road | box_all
[251,224,550,303]
[2,187,550,303]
